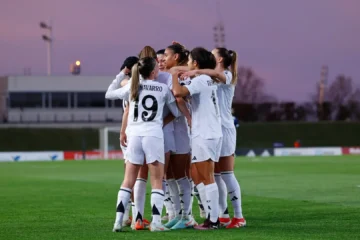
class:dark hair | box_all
[130,57,157,100]
[166,44,189,66]
[156,49,165,55]
[216,48,238,84]
[120,56,139,74]
[190,47,216,70]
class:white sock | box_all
[131,202,135,225]
[222,171,243,218]
[196,183,208,218]
[151,189,165,224]
[115,187,131,225]
[189,178,194,215]
[123,200,131,222]
[215,173,229,218]
[134,178,147,221]
[176,177,191,217]
[164,181,175,218]
[194,186,204,212]
[205,183,219,223]
[167,178,181,217]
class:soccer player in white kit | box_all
[106,47,158,230]
[163,43,196,229]
[105,56,138,227]
[107,57,180,232]
[182,48,246,228]
[171,47,222,230]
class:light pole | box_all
[40,21,52,76]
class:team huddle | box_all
[105,42,245,232]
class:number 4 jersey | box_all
[184,74,222,139]
[107,79,180,139]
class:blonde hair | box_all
[130,63,140,101]
[138,46,156,58]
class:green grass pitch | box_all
[0,156,359,240]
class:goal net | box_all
[99,126,124,160]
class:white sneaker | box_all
[149,222,170,232]
[112,223,122,232]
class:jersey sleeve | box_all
[184,77,203,96]
[105,82,130,100]
[165,87,181,117]
[105,72,127,99]
[224,71,232,85]
[167,73,173,90]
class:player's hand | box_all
[181,70,197,79]
[120,132,127,147]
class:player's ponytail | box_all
[216,48,238,85]
[130,57,157,101]
[229,50,238,85]
[130,63,140,101]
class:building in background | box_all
[0,76,123,123]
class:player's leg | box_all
[219,127,246,228]
[215,161,230,226]
[133,163,149,230]
[164,159,181,227]
[162,131,176,221]
[113,136,143,232]
[192,136,222,230]
[143,136,169,232]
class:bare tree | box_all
[234,67,275,103]
[310,74,360,120]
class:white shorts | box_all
[120,144,127,160]
[164,130,176,153]
[126,136,165,165]
[191,136,222,163]
[173,130,191,155]
[220,126,237,157]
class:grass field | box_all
[0,156,359,240]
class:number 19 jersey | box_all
[126,80,179,139]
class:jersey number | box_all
[211,90,219,116]
[133,95,158,122]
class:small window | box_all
[77,92,105,107]
[9,92,43,108]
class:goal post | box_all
[99,126,123,160]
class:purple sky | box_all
[1,0,359,101]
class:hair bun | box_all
[228,50,233,55]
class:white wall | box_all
[7,76,114,92]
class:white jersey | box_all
[156,71,175,132]
[185,75,222,139]
[119,80,179,138]
[217,70,235,129]
[174,78,191,132]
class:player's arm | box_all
[105,72,128,99]
[120,104,129,147]
[105,82,130,100]
[171,70,190,98]
[163,112,175,127]
[184,69,226,83]
[165,88,182,118]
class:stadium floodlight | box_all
[39,21,53,76]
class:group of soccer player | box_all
[105,41,246,232]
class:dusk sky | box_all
[1,0,359,101]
